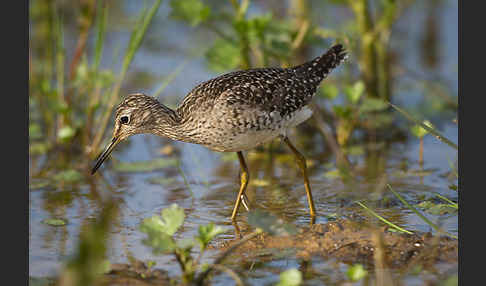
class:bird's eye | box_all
[120,116,129,124]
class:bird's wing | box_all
[176,44,347,118]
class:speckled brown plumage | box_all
[92,44,348,220]
[110,44,347,152]
[177,44,347,119]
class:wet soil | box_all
[45,218,457,285]
[217,219,457,270]
[101,261,171,286]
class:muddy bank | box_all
[217,219,457,270]
[100,261,171,286]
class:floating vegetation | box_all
[113,157,178,173]
[42,218,68,227]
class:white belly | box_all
[208,106,313,152]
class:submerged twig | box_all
[310,103,352,169]
[211,264,245,286]
[195,230,261,285]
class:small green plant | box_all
[140,203,243,284]
[57,201,118,286]
[322,80,391,146]
[389,103,457,150]
[346,264,368,282]
[410,120,434,165]
[140,204,221,283]
[277,268,303,286]
[415,193,458,216]
[29,0,163,173]
[140,204,299,285]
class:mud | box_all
[100,261,170,286]
[217,219,457,270]
[52,219,457,285]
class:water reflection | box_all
[29,0,457,284]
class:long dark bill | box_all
[91,137,120,175]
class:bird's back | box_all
[174,44,347,152]
[177,44,346,116]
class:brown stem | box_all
[68,0,96,83]
[195,230,261,285]
[310,103,352,169]
[350,0,379,98]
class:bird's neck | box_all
[151,103,201,144]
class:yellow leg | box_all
[283,137,316,218]
[231,151,250,220]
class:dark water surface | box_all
[29,1,457,284]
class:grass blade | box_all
[388,102,458,150]
[90,0,162,155]
[387,184,457,239]
[94,0,108,72]
[434,193,458,209]
[153,59,189,98]
[356,201,413,234]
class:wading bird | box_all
[91,44,347,221]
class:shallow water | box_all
[29,0,457,284]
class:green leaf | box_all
[277,269,302,286]
[195,223,224,251]
[416,200,457,215]
[161,204,185,235]
[42,218,67,226]
[75,59,89,83]
[205,39,241,72]
[324,213,339,221]
[170,0,210,27]
[388,103,457,150]
[410,120,434,138]
[346,264,368,282]
[321,84,339,100]
[140,205,185,254]
[29,179,50,189]
[250,178,270,187]
[176,238,195,250]
[53,169,83,183]
[146,260,156,270]
[141,204,185,236]
[29,142,50,155]
[324,168,343,179]
[332,105,353,119]
[358,97,388,113]
[114,157,178,173]
[98,259,111,275]
[247,14,272,40]
[344,81,365,104]
[147,176,176,185]
[247,209,297,236]
[428,204,457,215]
[141,231,175,254]
[29,123,43,140]
[57,126,76,142]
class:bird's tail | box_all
[292,44,348,80]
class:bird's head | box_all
[91,93,177,174]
